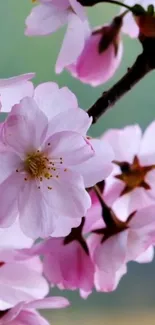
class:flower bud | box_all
[67,16,123,86]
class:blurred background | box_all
[1,0,155,324]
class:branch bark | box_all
[87,37,155,123]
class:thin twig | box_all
[77,0,131,9]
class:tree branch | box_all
[87,37,155,123]
[77,0,106,5]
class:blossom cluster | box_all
[0,72,155,323]
[1,0,155,324]
[25,0,155,86]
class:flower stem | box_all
[77,0,132,11]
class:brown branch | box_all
[87,37,155,123]
[77,0,109,5]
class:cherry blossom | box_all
[25,0,89,73]
[102,124,155,219]
[0,297,69,325]
[0,97,95,238]
[67,18,123,86]
[0,81,114,239]
[87,198,155,292]
[0,86,113,238]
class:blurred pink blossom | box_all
[87,202,155,291]
[0,73,35,112]
[33,233,94,298]
[0,297,69,325]
[102,124,155,219]
[0,249,49,310]
[25,0,89,73]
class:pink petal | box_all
[0,263,48,307]
[45,131,94,166]
[0,302,24,324]
[103,125,142,163]
[51,216,81,237]
[40,0,69,9]
[94,231,128,272]
[95,264,127,292]
[18,182,55,239]
[26,297,70,309]
[0,219,33,249]
[25,4,68,36]
[40,169,91,224]
[47,108,92,137]
[0,152,21,183]
[34,83,78,120]
[129,205,155,230]
[0,172,24,228]
[0,73,35,113]
[112,187,154,220]
[104,178,124,207]
[84,203,103,234]
[43,239,94,293]
[135,246,154,263]
[72,138,113,187]
[56,13,90,73]
[127,229,150,262]
[3,97,48,156]
[16,309,50,325]
[139,121,155,165]
[69,0,86,19]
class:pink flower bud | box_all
[67,18,123,86]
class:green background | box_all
[1,1,155,323]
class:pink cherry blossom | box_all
[31,234,94,298]
[102,124,155,219]
[0,248,49,310]
[67,21,123,86]
[0,73,35,112]
[87,200,155,291]
[0,297,69,325]
[0,81,113,239]
[0,97,94,238]
[25,0,89,73]
[0,80,114,186]
[121,0,155,38]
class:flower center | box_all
[17,148,67,190]
[114,155,155,196]
[24,152,49,179]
